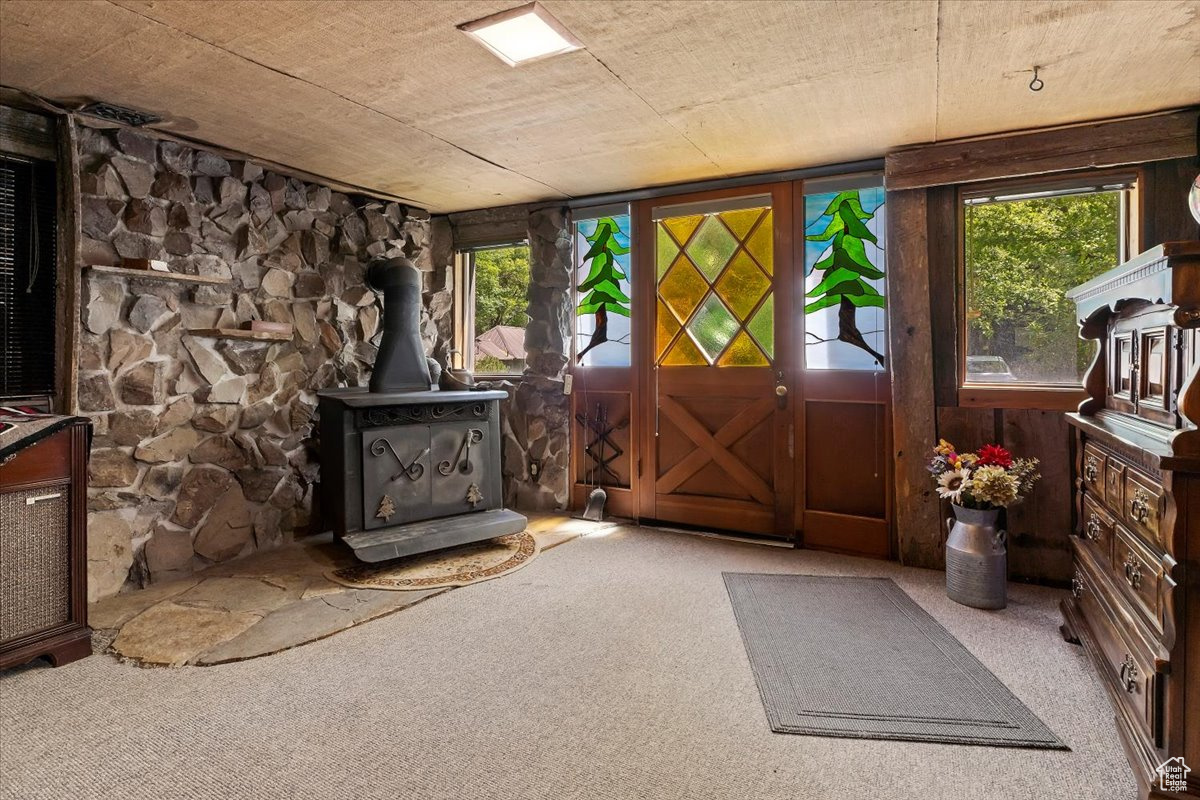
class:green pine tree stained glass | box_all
[747,295,774,359]
[688,294,739,362]
[686,216,738,281]
[715,250,770,320]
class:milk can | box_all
[945,504,1007,610]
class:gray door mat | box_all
[723,573,1067,749]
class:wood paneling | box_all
[927,185,960,408]
[805,401,887,519]
[886,110,1198,191]
[1142,157,1200,248]
[1002,409,1074,584]
[886,189,943,568]
[958,386,1087,411]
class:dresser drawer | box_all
[1123,469,1164,548]
[1077,557,1162,745]
[1079,492,1115,566]
[1081,443,1106,496]
[1113,523,1163,632]
[1103,453,1125,514]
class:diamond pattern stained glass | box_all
[663,214,703,248]
[717,330,769,366]
[688,294,739,362]
[655,203,774,367]
[746,216,773,275]
[721,207,766,240]
[658,255,707,323]
[715,251,770,320]
[747,294,774,359]
[656,225,679,280]
[686,216,739,281]
[662,333,706,365]
[655,299,681,359]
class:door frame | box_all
[633,182,796,538]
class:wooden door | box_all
[792,178,892,558]
[635,185,794,537]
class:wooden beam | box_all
[885,110,1199,191]
[885,189,944,569]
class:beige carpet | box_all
[0,525,1135,800]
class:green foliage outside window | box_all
[473,245,530,330]
[964,192,1121,384]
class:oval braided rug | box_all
[327,532,539,591]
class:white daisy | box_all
[936,467,971,503]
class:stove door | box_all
[361,426,432,528]
[430,421,492,517]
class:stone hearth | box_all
[72,124,454,599]
[89,515,600,666]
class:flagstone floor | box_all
[89,514,604,667]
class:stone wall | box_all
[72,123,443,600]
[447,205,574,512]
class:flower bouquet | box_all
[930,440,1041,609]
[928,440,1040,510]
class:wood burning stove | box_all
[318,258,526,562]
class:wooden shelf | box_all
[83,264,232,286]
[186,328,292,342]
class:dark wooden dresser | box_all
[0,416,92,669]
[1061,242,1200,799]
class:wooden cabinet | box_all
[1061,242,1200,799]
[0,420,92,669]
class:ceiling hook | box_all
[1028,66,1045,92]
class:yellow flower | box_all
[960,453,979,466]
[935,439,956,456]
[972,465,1019,507]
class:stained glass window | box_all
[654,203,773,366]
[803,184,887,370]
[574,209,632,367]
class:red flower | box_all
[977,444,1013,469]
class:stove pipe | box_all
[366,257,433,393]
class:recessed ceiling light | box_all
[459,3,583,66]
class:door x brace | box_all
[655,396,775,505]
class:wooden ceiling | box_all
[1,0,1197,212]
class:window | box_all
[454,243,530,376]
[802,179,887,370]
[653,196,775,366]
[0,153,58,402]
[573,206,631,367]
[962,175,1135,387]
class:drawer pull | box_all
[1122,553,1143,590]
[1083,455,1100,483]
[1071,571,1085,599]
[1118,654,1139,693]
[1129,488,1152,523]
[25,492,63,505]
[1085,514,1102,541]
